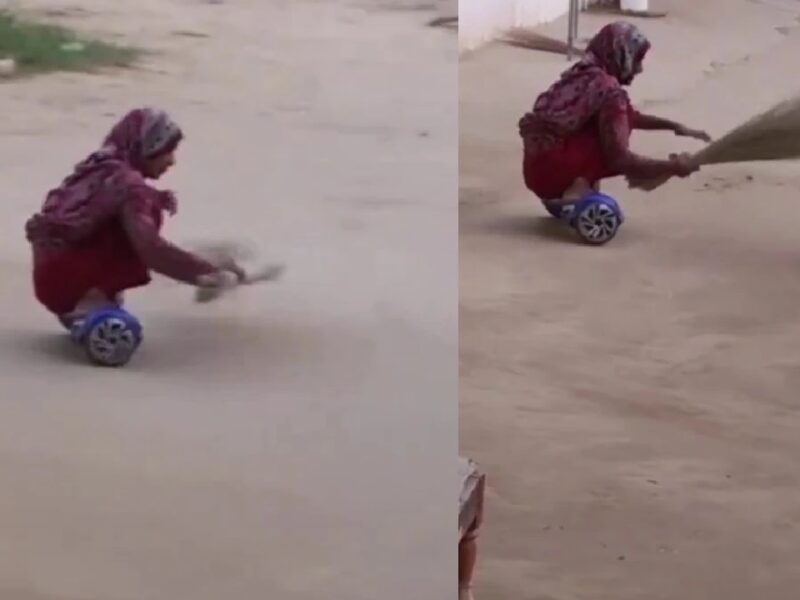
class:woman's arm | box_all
[598,101,697,181]
[632,110,711,141]
[631,111,680,131]
[120,191,219,285]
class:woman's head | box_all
[103,107,183,179]
[586,21,650,86]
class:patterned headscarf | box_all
[102,107,183,172]
[26,108,182,249]
[585,21,650,83]
[519,22,650,154]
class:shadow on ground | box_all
[4,315,337,376]
[476,212,647,248]
[484,214,574,243]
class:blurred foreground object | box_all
[459,457,485,600]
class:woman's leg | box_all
[35,238,148,323]
[58,289,123,332]
[525,128,619,207]
[560,177,595,203]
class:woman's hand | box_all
[217,258,248,283]
[624,152,699,191]
[668,152,700,178]
[196,270,237,289]
[194,269,240,303]
[674,124,712,143]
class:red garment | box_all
[25,108,216,315]
[523,106,634,201]
[523,125,617,201]
[33,220,153,315]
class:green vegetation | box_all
[0,11,137,75]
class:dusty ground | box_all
[0,1,455,599]
[460,1,800,598]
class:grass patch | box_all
[0,10,137,75]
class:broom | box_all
[189,240,285,303]
[500,28,586,56]
[195,263,285,303]
[629,93,800,191]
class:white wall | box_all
[458,0,582,53]
[458,0,517,52]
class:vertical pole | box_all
[571,0,579,48]
[567,0,578,61]
[566,0,573,61]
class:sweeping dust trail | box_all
[0,1,456,599]
[461,1,800,599]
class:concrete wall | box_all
[458,0,515,52]
[458,0,592,53]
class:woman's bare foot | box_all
[58,289,124,335]
[558,177,594,203]
[59,289,120,330]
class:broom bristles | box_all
[697,95,800,165]
[631,92,800,191]
[500,28,583,56]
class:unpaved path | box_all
[0,1,456,598]
[460,1,800,598]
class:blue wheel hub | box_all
[546,193,623,245]
[73,308,143,367]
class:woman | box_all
[25,107,246,326]
[519,21,709,211]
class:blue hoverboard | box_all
[70,307,143,367]
[544,192,624,245]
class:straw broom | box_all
[195,263,284,303]
[188,240,285,303]
[629,93,800,191]
[500,28,586,56]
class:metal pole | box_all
[567,0,578,61]
[566,0,572,61]
[572,0,580,49]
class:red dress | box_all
[32,210,159,315]
[28,183,215,316]
[522,106,634,201]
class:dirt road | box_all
[461,1,800,598]
[0,1,455,598]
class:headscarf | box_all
[519,22,650,154]
[101,107,183,173]
[585,20,650,83]
[26,108,183,249]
